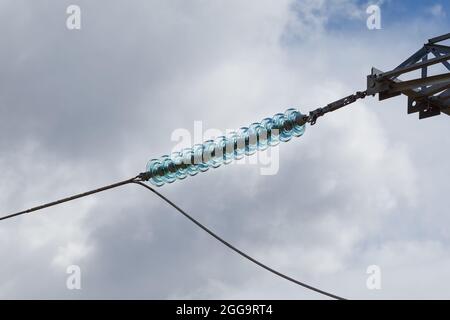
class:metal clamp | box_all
[307,90,367,125]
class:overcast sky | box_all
[1,0,450,299]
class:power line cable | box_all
[132,181,346,300]
[0,175,141,221]
[0,176,345,300]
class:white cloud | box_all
[428,4,446,18]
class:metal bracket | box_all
[367,32,450,119]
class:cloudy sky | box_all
[1,0,450,299]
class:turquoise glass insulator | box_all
[261,117,280,146]
[182,147,198,176]
[251,122,269,151]
[203,140,222,168]
[144,108,306,186]
[285,108,305,137]
[193,144,209,172]
[215,136,230,165]
[245,124,258,155]
[146,158,165,187]
[272,113,290,142]
[234,128,247,160]
[171,151,187,180]
[225,131,239,160]
[159,155,177,184]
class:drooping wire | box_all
[133,181,346,300]
[0,176,346,300]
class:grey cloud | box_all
[1,0,450,299]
